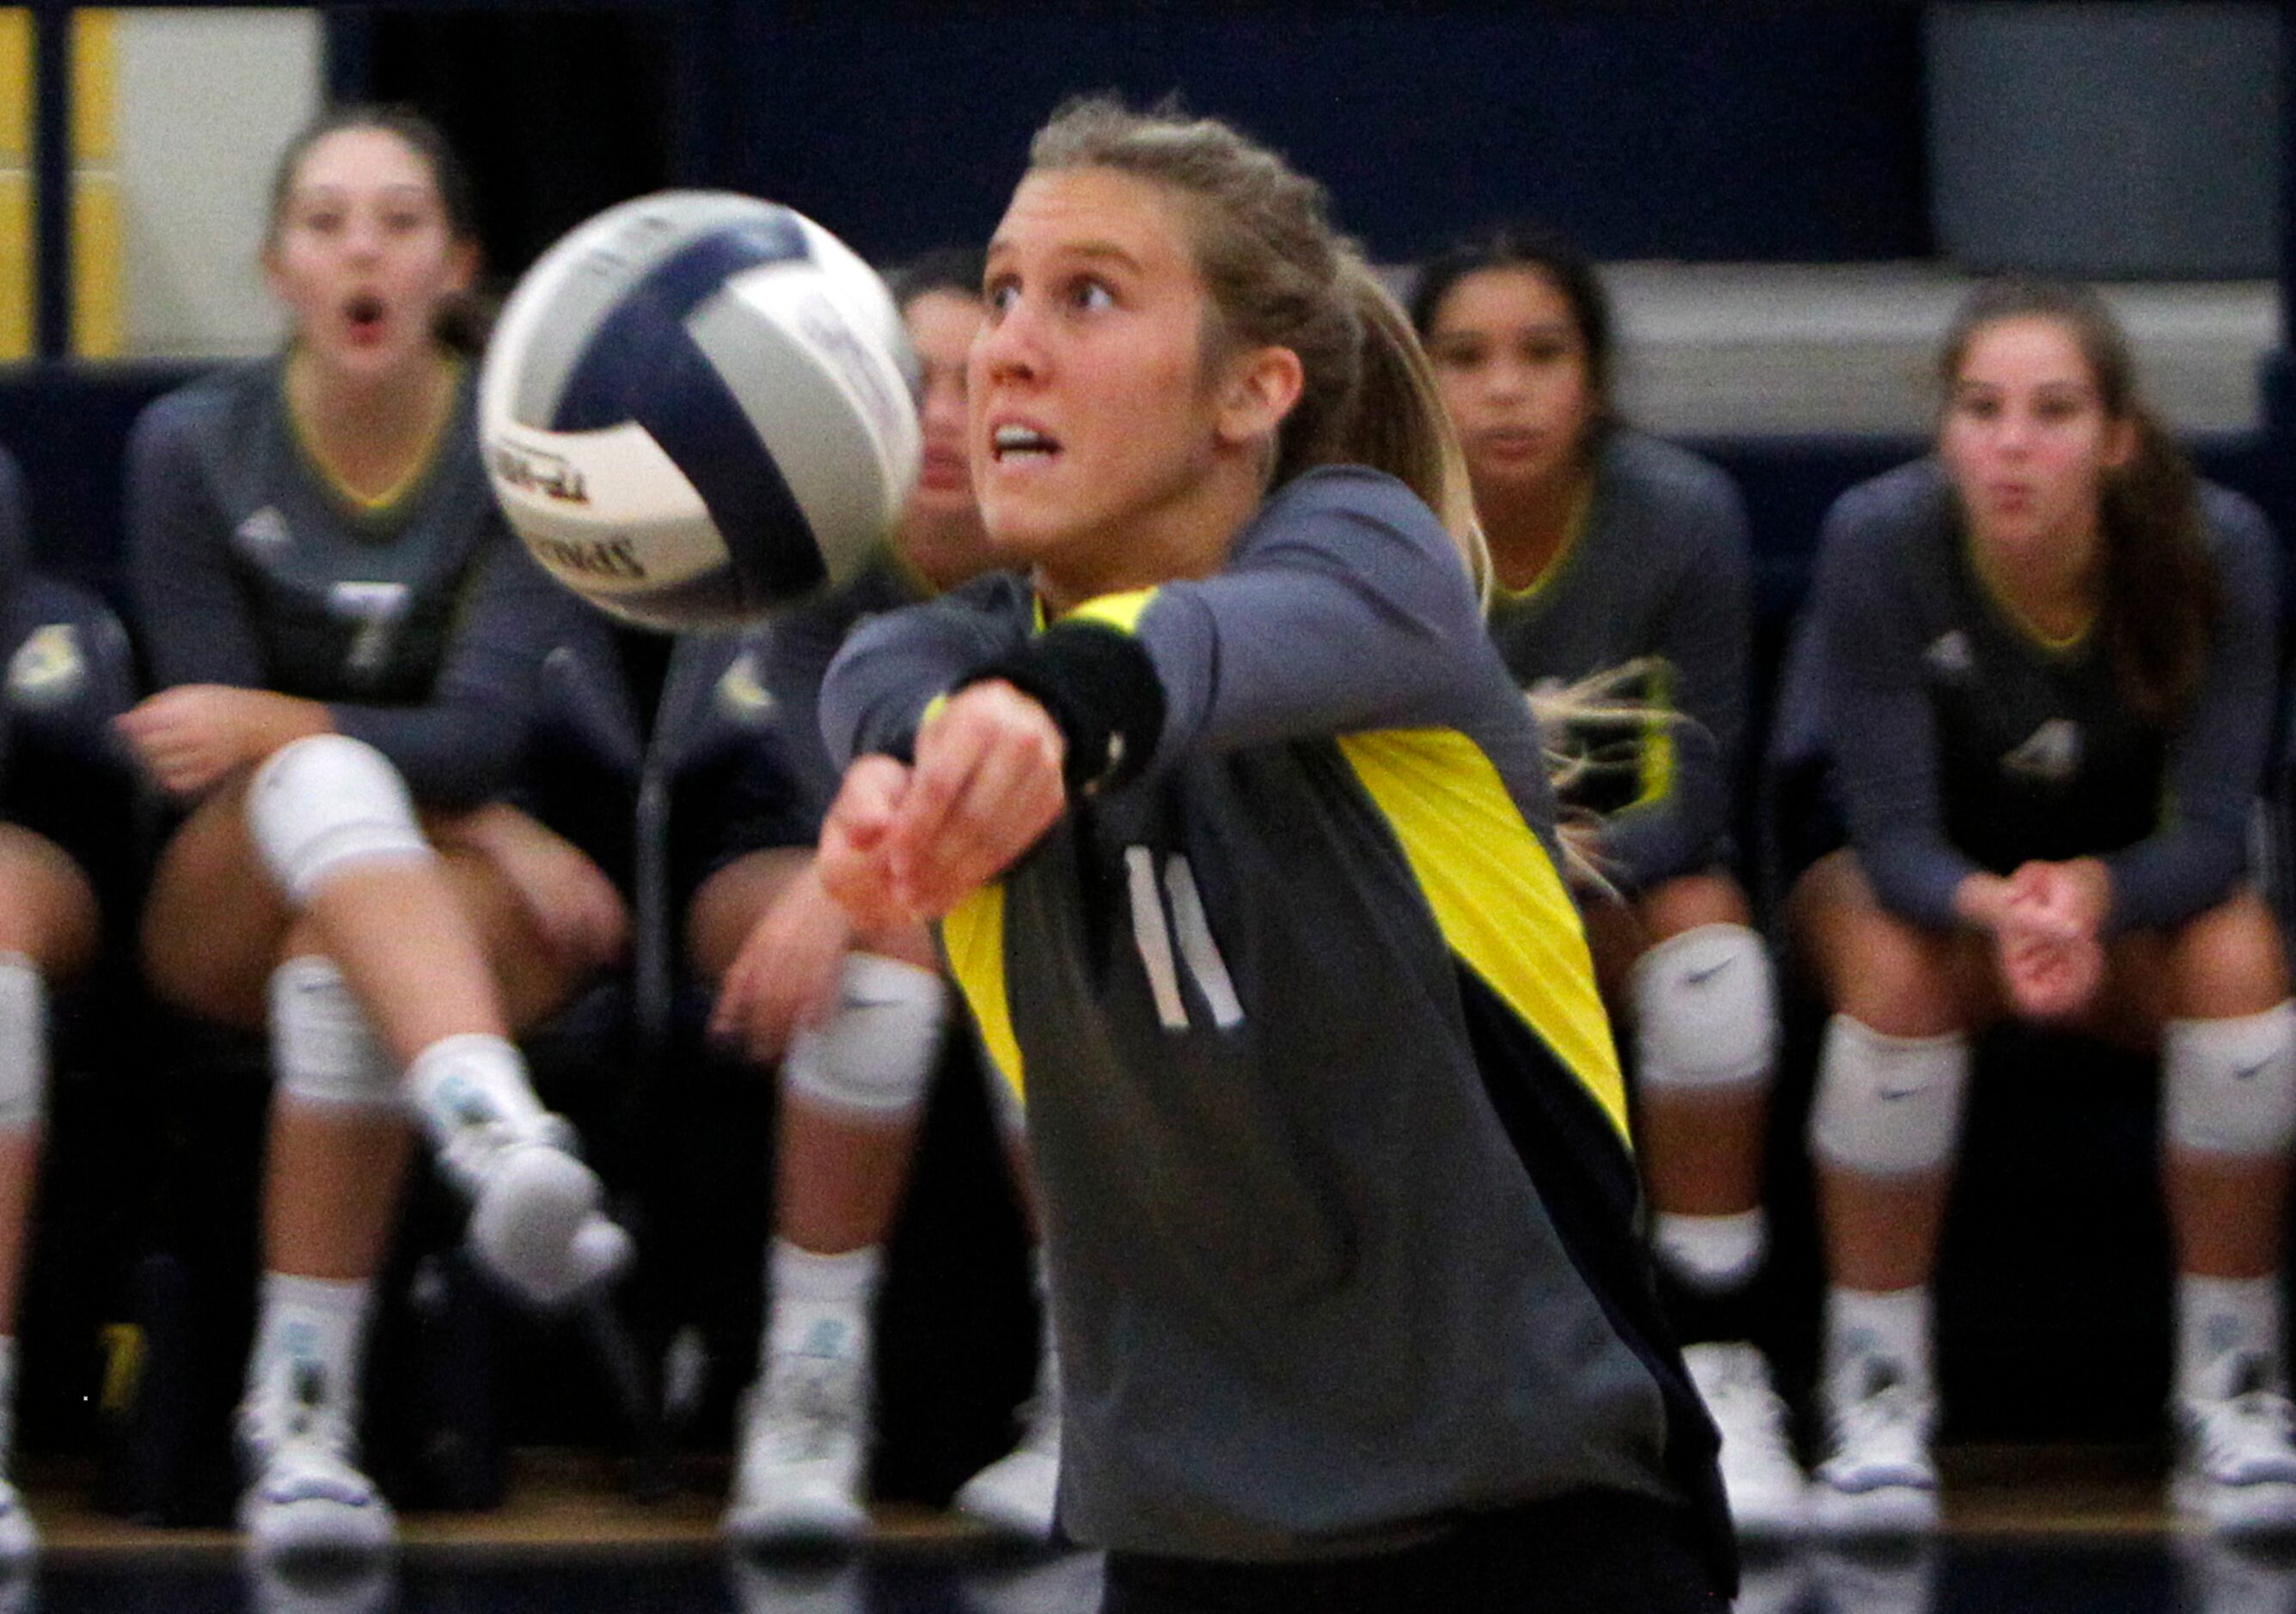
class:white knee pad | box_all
[246,735,432,908]
[1809,1015,1969,1177]
[1631,923,1778,1092]
[782,954,947,1121]
[0,955,48,1130]
[2163,1003,2296,1159]
[268,957,399,1111]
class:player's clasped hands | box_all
[1994,858,2111,1021]
[820,680,1068,926]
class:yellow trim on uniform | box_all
[1062,587,1158,634]
[1494,478,1595,604]
[1632,659,1678,813]
[283,357,466,517]
[66,9,119,358]
[940,882,1026,1104]
[0,9,34,360]
[1340,727,1630,1141]
[1964,525,2093,654]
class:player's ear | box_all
[1212,344,1303,451]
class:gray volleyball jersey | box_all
[1815,458,2280,932]
[1484,431,1751,892]
[824,467,1726,1565]
[126,359,585,807]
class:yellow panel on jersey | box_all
[941,881,1026,1106]
[1062,587,1159,635]
[1340,728,1630,1141]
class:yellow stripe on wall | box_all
[1340,728,1631,1140]
[0,9,29,164]
[69,8,118,358]
[0,9,31,361]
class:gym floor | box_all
[7,1445,2293,1612]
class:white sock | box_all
[403,1034,551,1157]
[2178,1273,2284,1402]
[766,1241,880,1371]
[1653,1208,1768,1295]
[1828,1284,1933,1403]
[245,1273,372,1437]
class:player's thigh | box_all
[687,845,814,983]
[2083,885,2288,1048]
[139,782,292,1029]
[1787,849,1999,1036]
[0,823,99,983]
[435,846,590,1034]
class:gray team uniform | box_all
[823,467,1728,1569]
[126,359,584,808]
[1485,431,1752,893]
[1813,458,2280,932]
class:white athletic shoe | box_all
[438,1111,631,1309]
[722,1349,871,1546]
[0,1476,35,1565]
[1684,1341,1806,1539]
[2177,1533,2296,1614]
[2176,1382,2296,1536]
[954,1393,1062,1541]
[1809,1360,1939,1536]
[238,1385,395,1562]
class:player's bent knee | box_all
[1631,923,1776,1092]
[2164,1003,2296,1159]
[781,953,947,1120]
[1808,1014,1968,1177]
[269,956,400,1110]
[0,954,49,1129]
[247,736,433,907]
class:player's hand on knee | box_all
[118,686,326,798]
[711,858,853,1064]
[886,682,1066,917]
[821,756,914,930]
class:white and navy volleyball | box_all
[480,192,921,631]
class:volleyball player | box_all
[813,98,1735,1611]
[1792,279,2293,1535]
[119,107,630,1558]
[688,250,1061,1544]
[1411,227,1799,1536]
[0,450,104,1559]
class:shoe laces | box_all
[244,1360,356,1470]
[752,1353,864,1466]
[1827,1359,1933,1470]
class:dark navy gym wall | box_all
[712,5,1932,266]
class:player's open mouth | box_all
[344,293,387,339]
[991,423,1059,463]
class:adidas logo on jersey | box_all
[6,623,85,709]
[2001,718,2083,782]
[236,506,290,551]
[1925,630,1973,681]
[716,651,777,723]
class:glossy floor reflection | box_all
[9,1537,2296,1612]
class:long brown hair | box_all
[1026,96,1485,596]
[1939,278,2215,720]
